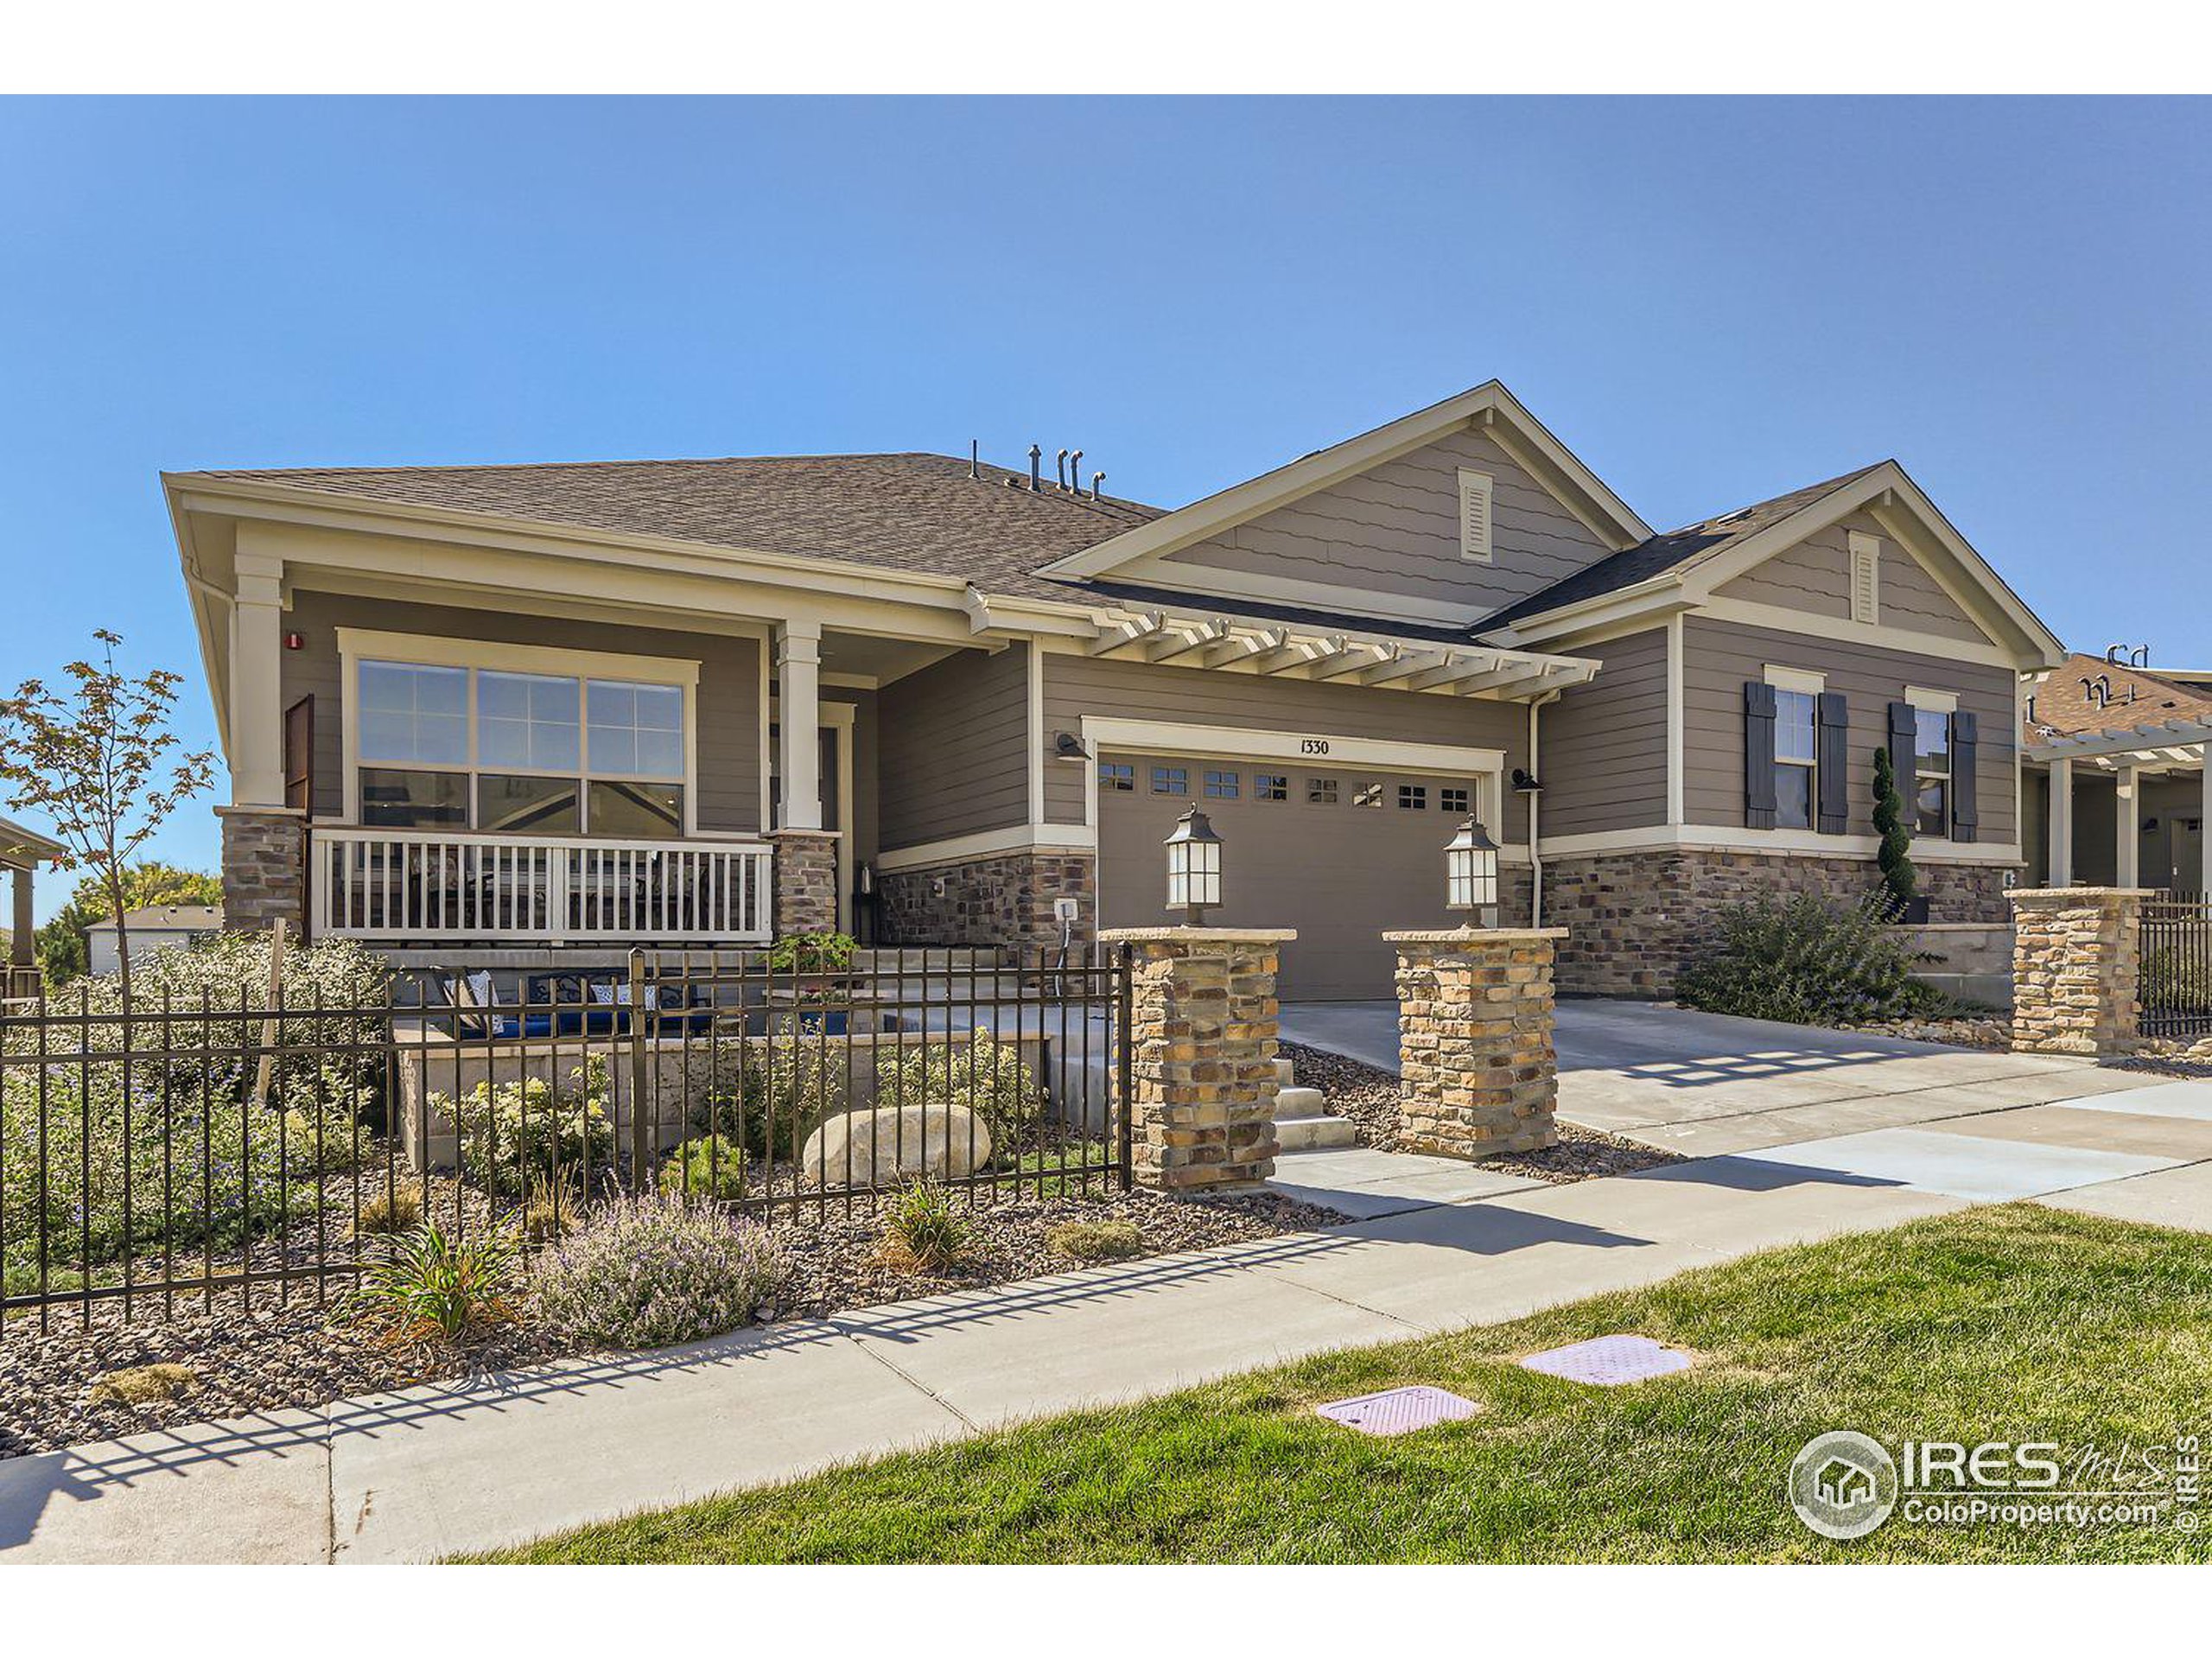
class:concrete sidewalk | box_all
[7,1074,2209,1565]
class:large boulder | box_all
[801,1104,994,1188]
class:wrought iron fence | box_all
[0,944,1131,1331]
[2138,896,2212,1041]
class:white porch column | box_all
[2201,746,2212,896]
[10,865,33,968]
[2116,763,2140,888]
[773,619,823,830]
[2047,755,2074,886]
[229,550,288,807]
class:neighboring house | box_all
[2022,651,2212,893]
[86,905,226,976]
[1,815,64,1000]
[168,381,2064,1000]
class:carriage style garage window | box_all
[1098,760,1135,791]
[1353,782,1384,809]
[1397,784,1428,810]
[1441,786,1470,815]
[1151,765,1188,796]
[356,657,688,836]
[1255,772,1288,801]
[1307,777,1338,804]
[1204,769,1240,799]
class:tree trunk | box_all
[108,871,131,1004]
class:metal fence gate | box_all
[0,943,1132,1331]
[2139,896,2212,1042]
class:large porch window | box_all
[357,658,688,836]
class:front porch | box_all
[2026,718,2212,893]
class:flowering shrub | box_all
[875,1030,1045,1145]
[531,1192,784,1349]
[441,1055,616,1198]
[681,1037,850,1157]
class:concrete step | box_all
[1276,1113,1359,1152]
[1274,1084,1330,1120]
[1274,1057,1296,1087]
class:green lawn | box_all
[474,1205,2212,1563]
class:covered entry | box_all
[1093,731,1501,1000]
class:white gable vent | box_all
[1459,468,1494,564]
[1848,531,1880,625]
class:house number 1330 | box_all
[1300,739,1330,755]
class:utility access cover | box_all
[1315,1385,1482,1436]
[1520,1334,1694,1386]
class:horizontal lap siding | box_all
[1715,510,1988,645]
[876,645,1028,851]
[1160,428,1612,614]
[1681,616,2017,844]
[1040,652,1529,841]
[280,589,763,833]
[1540,627,1669,835]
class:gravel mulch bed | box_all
[1276,1040,1682,1182]
[0,1182,1338,1461]
[1847,1014,2011,1049]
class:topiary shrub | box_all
[1872,746,1918,918]
[532,1192,784,1349]
[875,1030,1045,1146]
[1675,893,1952,1027]
[658,1134,749,1203]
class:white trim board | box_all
[873,823,1098,874]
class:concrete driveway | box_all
[1279,998,2159,1157]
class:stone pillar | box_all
[219,804,307,935]
[1388,927,1566,1158]
[768,829,840,937]
[2008,887,2144,1056]
[1101,926,1294,1192]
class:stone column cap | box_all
[1099,926,1298,944]
[764,827,842,842]
[1384,926,1568,943]
[2008,887,2156,903]
[215,804,308,820]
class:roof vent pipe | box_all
[969,440,979,480]
[1028,444,1042,493]
[1090,471,1106,500]
[1070,449,1084,493]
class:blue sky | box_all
[3,95,2206,914]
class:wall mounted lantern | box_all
[1164,806,1224,925]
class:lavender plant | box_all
[531,1192,784,1349]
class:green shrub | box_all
[681,1037,850,1157]
[1046,1218,1144,1262]
[353,1219,519,1341]
[441,1056,616,1198]
[531,1193,783,1349]
[766,931,856,976]
[1872,746,1918,914]
[659,1135,749,1202]
[875,1030,1045,1146]
[1675,893,1951,1026]
[880,1179,971,1271]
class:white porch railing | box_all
[311,827,774,944]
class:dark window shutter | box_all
[1816,690,1850,834]
[1886,701,1918,823]
[1745,681,1778,829]
[1950,709,1979,843]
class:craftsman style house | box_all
[168,382,2064,999]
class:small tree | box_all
[0,632,216,996]
[1872,745,1917,917]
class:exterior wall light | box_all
[1164,805,1224,925]
[1446,817,1500,917]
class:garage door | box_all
[1096,752,1483,1001]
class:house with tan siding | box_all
[168,381,2066,999]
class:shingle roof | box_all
[2027,653,2212,743]
[194,453,1167,607]
[1476,465,1885,632]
